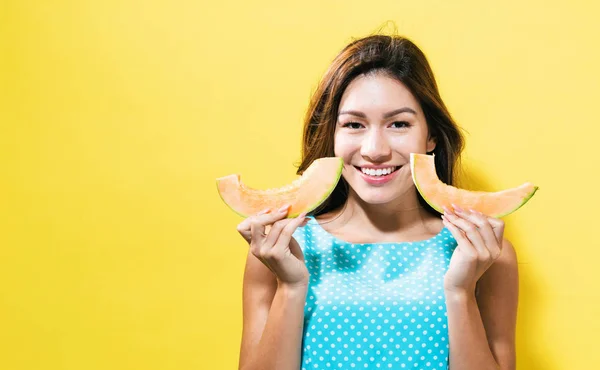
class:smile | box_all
[358,166,399,176]
[353,165,402,185]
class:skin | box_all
[317,71,439,240]
[237,71,518,370]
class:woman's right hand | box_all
[237,204,310,288]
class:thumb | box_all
[289,237,305,262]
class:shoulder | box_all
[495,237,517,268]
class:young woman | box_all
[236,34,518,370]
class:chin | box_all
[353,187,406,205]
[344,168,414,205]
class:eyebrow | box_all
[338,107,417,119]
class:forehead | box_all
[338,72,421,113]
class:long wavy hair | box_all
[297,34,465,217]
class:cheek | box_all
[333,134,354,158]
[390,133,427,152]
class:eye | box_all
[342,122,364,129]
[390,121,410,128]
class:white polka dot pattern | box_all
[292,217,458,370]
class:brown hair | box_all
[297,34,465,217]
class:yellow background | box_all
[1,1,598,369]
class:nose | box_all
[360,128,392,162]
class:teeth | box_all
[360,166,397,176]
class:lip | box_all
[354,165,402,185]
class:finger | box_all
[289,236,305,262]
[261,218,292,255]
[247,204,292,244]
[486,216,505,245]
[443,207,490,259]
[242,217,277,275]
[269,212,308,259]
[451,205,500,257]
[470,209,504,259]
[461,208,505,259]
[441,215,477,258]
[237,207,273,242]
[250,221,266,245]
[299,216,310,227]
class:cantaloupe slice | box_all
[410,153,538,218]
[216,157,343,218]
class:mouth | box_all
[353,165,402,177]
[351,165,402,185]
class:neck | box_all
[334,187,433,234]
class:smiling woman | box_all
[298,37,465,217]
[236,34,518,370]
[333,73,434,197]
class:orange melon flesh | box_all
[410,153,538,218]
[216,157,343,218]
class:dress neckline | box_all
[308,216,448,246]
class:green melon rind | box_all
[493,185,539,218]
[215,175,248,218]
[410,153,538,218]
[410,153,445,214]
[287,157,343,218]
[216,157,344,219]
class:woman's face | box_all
[334,72,436,206]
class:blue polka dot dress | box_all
[292,217,458,370]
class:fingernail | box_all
[257,208,271,215]
[278,204,291,213]
[451,203,464,212]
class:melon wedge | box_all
[216,157,343,218]
[410,153,538,218]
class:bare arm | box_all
[446,238,519,370]
[238,247,308,370]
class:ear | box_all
[426,135,436,154]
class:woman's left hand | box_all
[441,204,505,295]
